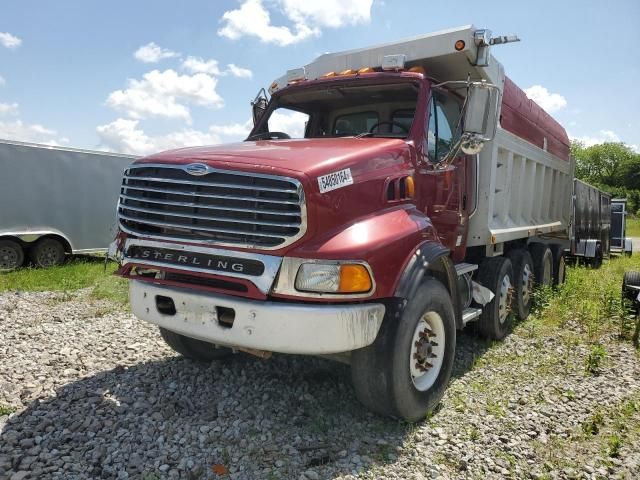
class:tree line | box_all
[571,141,640,215]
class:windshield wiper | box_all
[354,132,374,139]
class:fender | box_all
[394,241,462,329]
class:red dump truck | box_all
[110,26,577,421]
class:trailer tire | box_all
[351,278,456,422]
[30,237,66,268]
[0,239,24,271]
[529,243,553,287]
[507,249,534,320]
[476,256,514,339]
[159,328,233,362]
[550,244,567,286]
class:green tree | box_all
[572,141,638,187]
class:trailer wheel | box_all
[0,239,24,271]
[529,243,553,287]
[507,249,534,320]
[351,278,456,422]
[159,328,233,362]
[550,244,567,286]
[476,256,514,339]
[30,238,66,268]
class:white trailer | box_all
[0,139,135,270]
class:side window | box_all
[425,93,460,163]
[425,100,437,162]
[268,107,309,138]
[333,112,378,135]
[391,109,415,134]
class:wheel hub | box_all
[409,312,446,391]
[498,274,513,324]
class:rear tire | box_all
[590,243,603,269]
[550,244,567,287]
[0,239,24,271]
[30,237,66,268]
[622,271,640,304]
[529,243,553,287]
[159,328,233,362]
[477,256,514,339]
[507,249,534,320]
[351,278,456,422]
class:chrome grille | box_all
[118,163,306,249]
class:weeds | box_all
[0,404,17,416]
[582,409,605,436]
[585,343,607,375]
[606,434,622,457]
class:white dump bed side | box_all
[467,128,575,247]
[270,25,504,93]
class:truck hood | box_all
[141,138,410,178]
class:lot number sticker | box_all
[318,168,354,193]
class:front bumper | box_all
[130,280,385,354]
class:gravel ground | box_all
[1,289,640,480]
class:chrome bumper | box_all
[129,280,385,354]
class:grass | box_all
[0,256,128,305]
[0,404,17,416]
[628,215,640,237]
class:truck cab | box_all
[111,26,573,421]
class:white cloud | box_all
[570,129,621,147]
[134,42,179,63]
[105,69,223,122]
[0,32,22,49]
[182,56,221,76]
[268,110,308,138]
[96,118,252,156]
[524,85,567,114]
[0,119,66,145]
[0,102,19,116]
[218,0,372,46]
[226,63,253,79]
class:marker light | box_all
[455,40,466,51]
[339,69,357,76]
[295,263,372,294]
[322,71,337,77]
[357,67,375,74]
[405,176,415,198]
[407,66,425,75]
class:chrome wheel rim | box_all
[410,311,445,392]
[498,274,513,324]
[521,263,533,306]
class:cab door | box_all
[415,91,470,261]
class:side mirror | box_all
[461,82,500,154]
[251,88,269,126]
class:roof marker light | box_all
[339,69,357,76]
[381,54,406,71]
[357,67,375,74]
[322,71,337,78]
[407,66,425,75]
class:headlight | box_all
[295,262,372,294]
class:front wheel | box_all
[351,278,456,422]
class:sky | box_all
[1,0,639,155]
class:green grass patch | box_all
[0,404,17,416]
[628,216,640,237]
[0,256,128,305]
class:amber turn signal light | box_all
[339,264,372,293]
[455,40,465,51]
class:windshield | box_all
[250,81,420,140]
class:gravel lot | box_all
[1,289,639,480]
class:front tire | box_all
[160,328,233,362]
[351,278,456,422]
